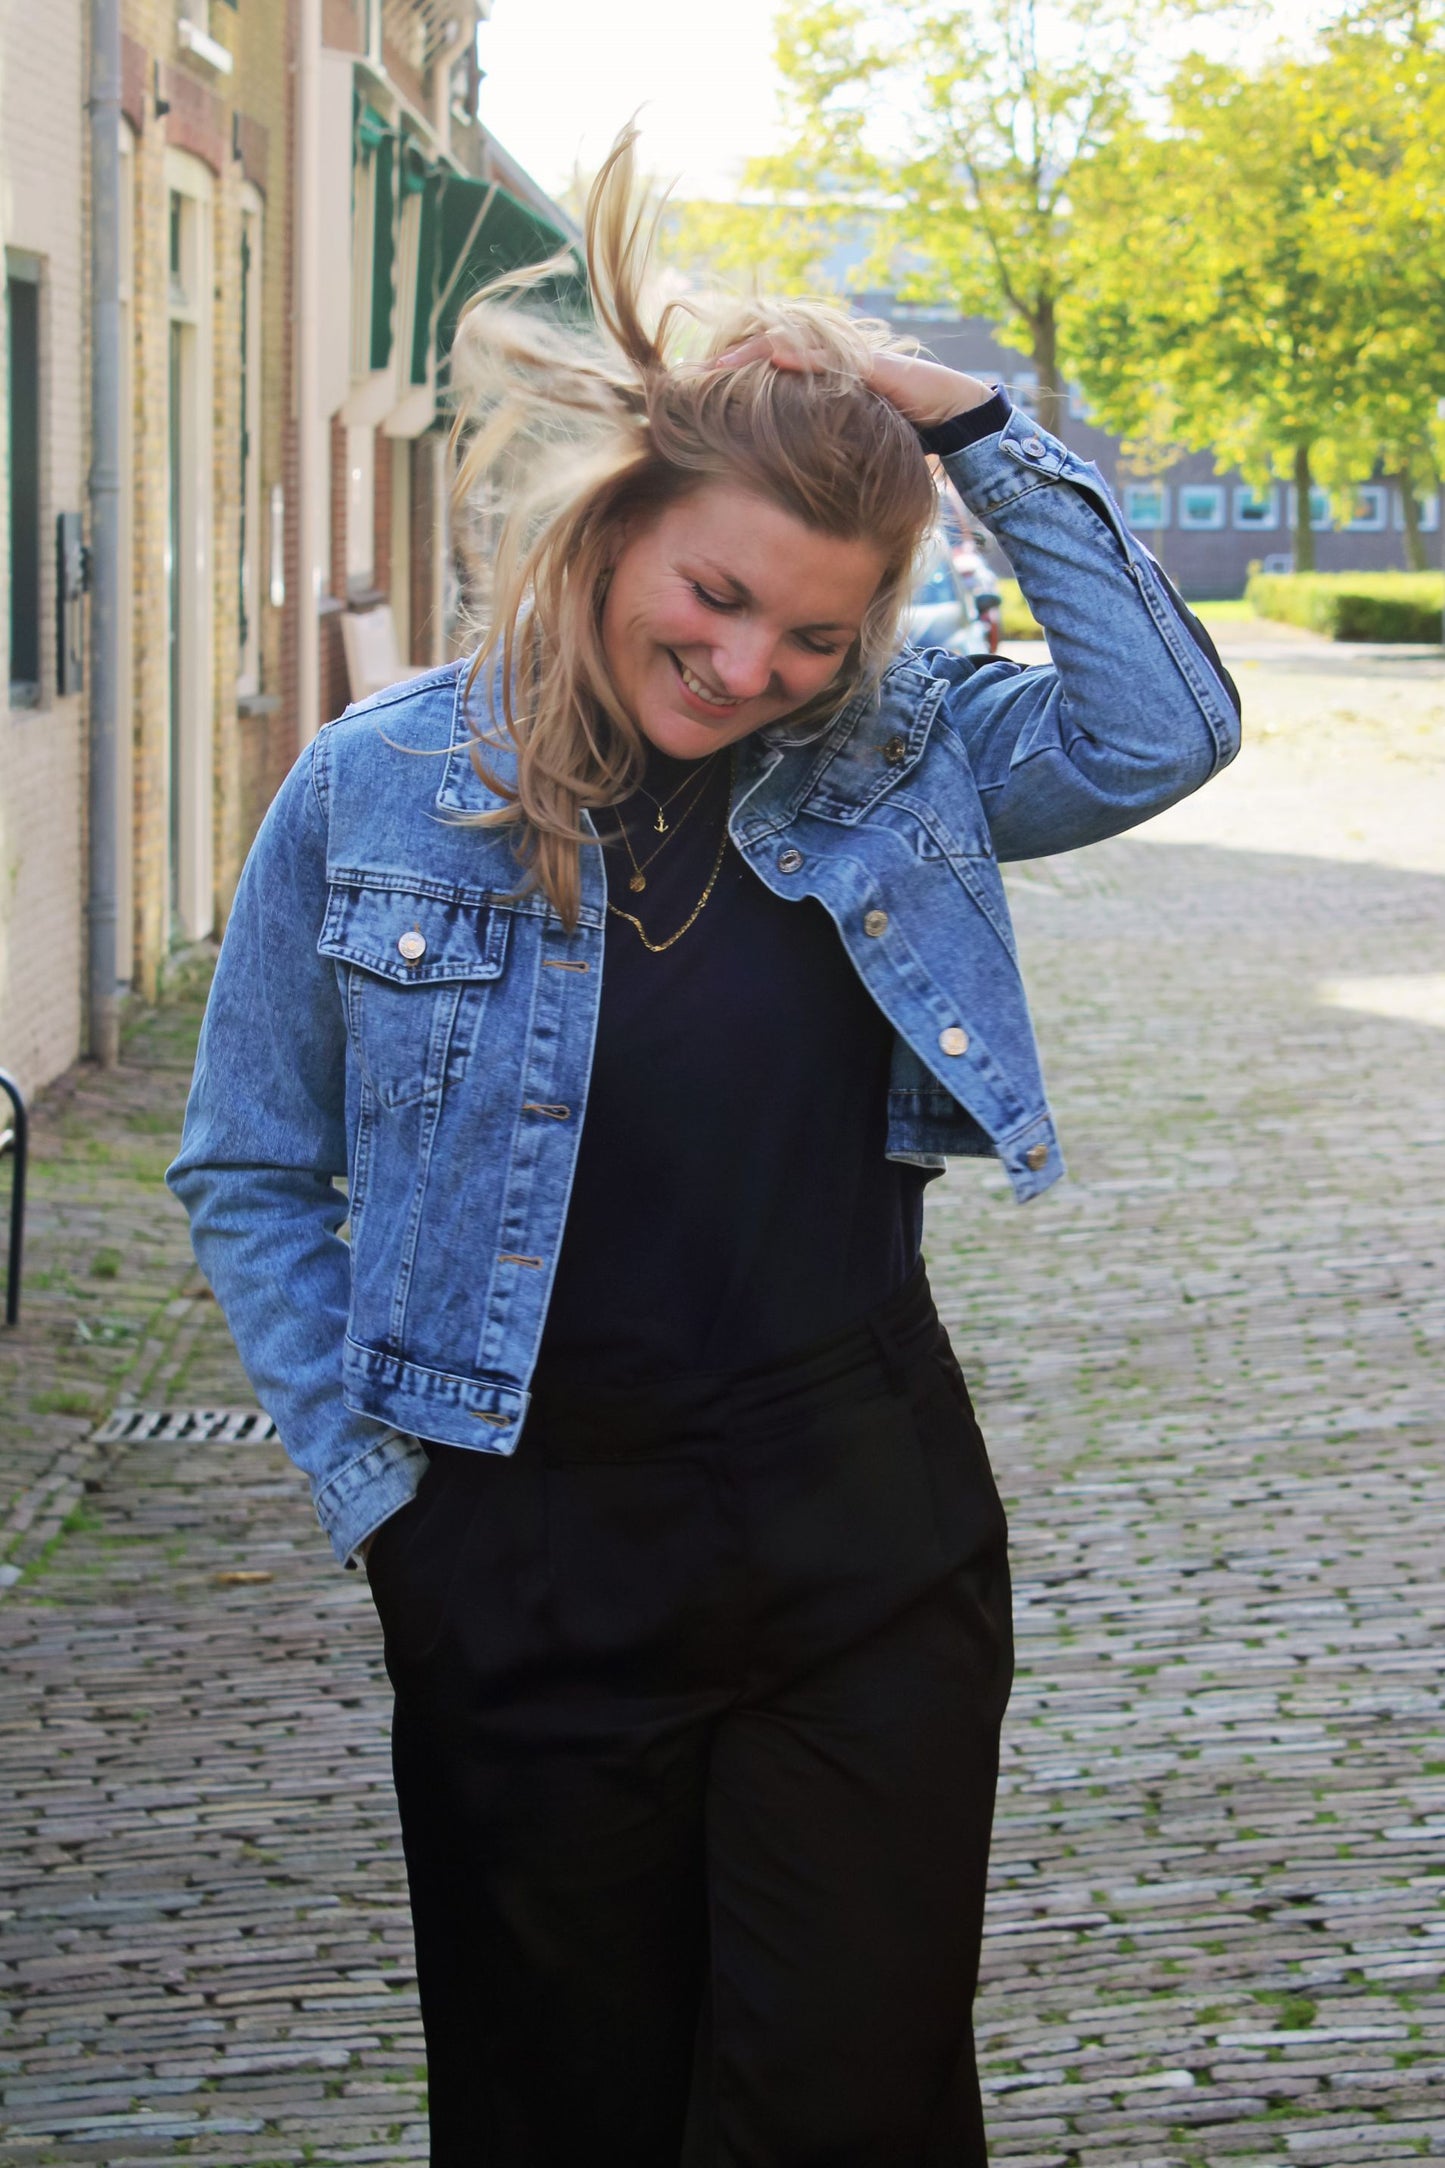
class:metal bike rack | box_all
[0,1069,26,1328]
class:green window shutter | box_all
[369,129,397,373]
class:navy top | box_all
[536,744,927,1384]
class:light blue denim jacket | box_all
[168,407,1240,1563]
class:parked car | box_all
[905,544,996,658]
[937,486,1004,652]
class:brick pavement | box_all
[1,643,1442,2163]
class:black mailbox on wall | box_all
[56,511,88,697]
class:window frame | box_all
[6,251,44,707]
[1287,484,1334,534]
[1122,481,1170,531]
[1392,487,1440,536]
[345,423,376,593]
[1342,484,1388,534]
[1233,485,1279,532]
[164,147,216,946]
[1176,483,1226,533]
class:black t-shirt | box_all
[536,745,926,1385]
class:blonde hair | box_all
[450,125,938,928]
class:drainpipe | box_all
[87,0,122,1065]
[296,0,321,744]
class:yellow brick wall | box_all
[0,0,88,1095]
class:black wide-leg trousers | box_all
[367,1267,1014,2167]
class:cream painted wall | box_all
[0,0,87,1095]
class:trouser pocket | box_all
[367,1447,482,1670]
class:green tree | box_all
[673,0,1228,433]
[1067,26,1445,569]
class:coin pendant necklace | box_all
[607,751,737,953]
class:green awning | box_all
[433,176,585,373]
[351,93,584,402]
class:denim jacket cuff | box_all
[314,1427,430,1568]
[936,407,1128,541]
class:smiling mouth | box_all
[668,650,743,712]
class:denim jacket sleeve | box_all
[166,729,429,1566]
[933,406,1242,861]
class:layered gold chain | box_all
[605,750,736,954]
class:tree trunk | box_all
[1031,298,1068,438]
[1396,470,1428,572]
[1292,444,1316,574]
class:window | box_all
[1233,485,1279,531]
[1009,368,1038,413]
[1287,485,1333,532]
[237,187,263,695]
[1342,485,1387,533]
[164,149,216,944]
[1392,488,1440,535]
[6,254,42,701]
[345,423,375,590]
[1123,482,1169,530]
[177,0,234,73]
[1177,484,1226,532]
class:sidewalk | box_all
[2,655,1443,2162]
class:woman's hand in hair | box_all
[709,335,995,431]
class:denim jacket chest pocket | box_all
[318,877,510,1111]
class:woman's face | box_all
[600,480,888,761]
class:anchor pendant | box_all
[654,812,668,834]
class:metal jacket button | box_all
[397,929,427,964]
[1022,436,1046,458]
[938,1025,969,1057]
[1025,1142,1049,1171]
[883,733,908,765]
[777,847,804,874]
[863,909,889,938]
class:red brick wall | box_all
[373,421,391,598]
[409,434,438,667]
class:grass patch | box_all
[29,1386,103,1417]
[90,1247,122,1279]
[1192,597,1255,623]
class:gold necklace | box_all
[609,761,716,892]
[633,757,719,834]
[607,753,735,953]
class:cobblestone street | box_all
[2,632,1443,2165]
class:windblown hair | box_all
[450,124,938,928]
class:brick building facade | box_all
[0,0,89,1095]
[0,0,573,1096]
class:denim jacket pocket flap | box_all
[319,878,510,986]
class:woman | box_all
[170,131,1239,2166]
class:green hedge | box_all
[1246,570,1444,642]
[998,578,1044,640]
